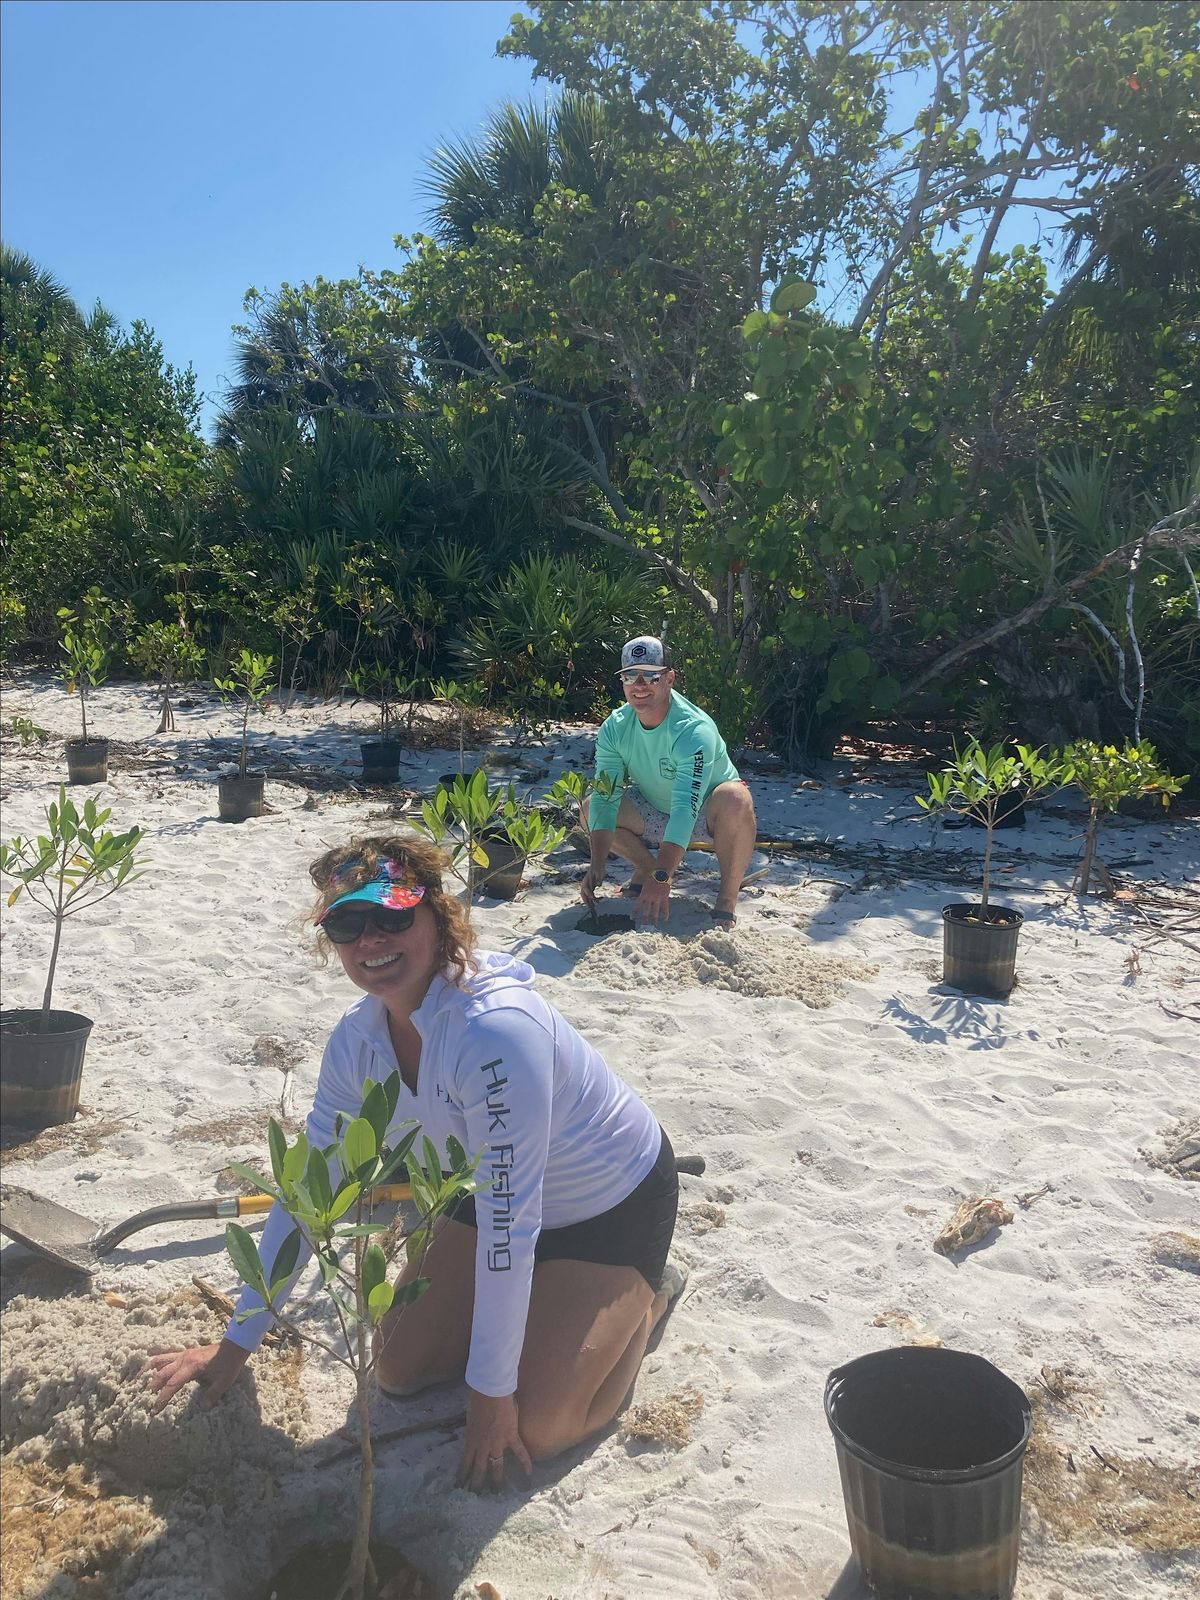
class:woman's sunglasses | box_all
[619,668,666,685]
[322,905,417,945]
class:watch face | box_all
[653,869,671,883]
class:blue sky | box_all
[4,1,1059,438]
[2,0,535,432]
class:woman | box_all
[147,835,683,1490]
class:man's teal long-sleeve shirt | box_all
[589,692,741,848]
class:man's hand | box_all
[580,863,606,912]
[635,877,671,926]
[456,1389,533,1492]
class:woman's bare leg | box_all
[374,1217,475,1395]
[514,1259,671,1461]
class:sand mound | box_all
[0,1286,317,1600]
[574,926,875,1006]
[1,1286,309,1495]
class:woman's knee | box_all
[517,1401,590,1462]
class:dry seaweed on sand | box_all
[621,1385,704,1448]
[0,1457,161,1600]
[932,1194,1013,1255]
[1023,1384,1200,1553]
[1148,1230,1200,1271]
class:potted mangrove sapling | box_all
[919,741,1065,997]
[0,788,147,1126]
[1063,740,1185,895]
[213,649,274,821]
[59,588,114,784]
[412,768,566,902]
[225,1072,478,1600]
[348,663,414,786]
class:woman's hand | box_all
[144,1339,249,1414]
[455,1389,532,1492]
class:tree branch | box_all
[562,515,718,618]
[901,498,1200,696]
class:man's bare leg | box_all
[582,794,658,890]
[705,782,758,920]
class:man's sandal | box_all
[708,908,737,928]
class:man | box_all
[580,635,757,927]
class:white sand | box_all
[2,671,1198,1600]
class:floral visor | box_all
[316,859,426,924]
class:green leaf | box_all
[268,1121,287,1188]
[360,1081,389,1146]
[282,1131,309,1185]
[392,1277,430,1309]
[771,279,817,313]
[361,1242,388,1301]
[342,1116,378,1174]
[225,1222,267,1294]
[367,1281,395,1323]
[227,1162,281,1200]
[328,1180,362,1221]
[268,1227,304,1294]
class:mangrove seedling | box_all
[0,787,147,1025]
[58,588,114,745]
[225,1073,478,1600]
[919,741,1067,913]
[412,768,566,901]
[1063,740,1185,895]
[214,649,275,779]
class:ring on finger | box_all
[487,1454,503,1465]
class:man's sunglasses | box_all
[619,668,667,685]
[322,905,417,945]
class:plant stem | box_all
[980,803,995,914]
[1075,804,1101,896]
[80,681,89,745]
[41,846,68,1020]
[239,698,249,781]
[346,1228,374,1600]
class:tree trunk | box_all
[980,810,995,914]
[41,904,66,1021]
[1073,806,1102,896]
[344,1244,374,1600]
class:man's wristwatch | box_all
[651,868,672,885]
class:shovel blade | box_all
[0,1184,100,1273]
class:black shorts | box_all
[446,1126,678,1292]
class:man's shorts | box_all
[628,786,714,846]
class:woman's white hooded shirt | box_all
[225,952,660,1396]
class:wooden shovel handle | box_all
[234,1185,412,1217]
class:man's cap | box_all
[618,636,668,674]
[316,858,426,924]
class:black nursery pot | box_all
[361,739,402,785]
[476,831,525,901]
[825,1346,1032,1600]
[0,1008,94,1128]
[218,773,266,822]
[65,737,109,785]
[942,904,1023,998]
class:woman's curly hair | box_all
[309,833,477,986]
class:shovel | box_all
[0,1153,706,1275]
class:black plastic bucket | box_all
[942,905,1023,999]
[361,739,402,785]
[218,773,266,822]
[476,832,525,900]
[825,1347,1031,1600]
[65,737,109,785]
[0,1009,94,1128]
